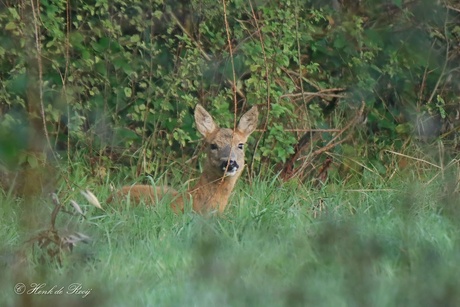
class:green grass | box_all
[1,168,460,307]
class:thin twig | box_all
[426,6,450,105]
[445,5,460,13]
[384,150,441,169]
[168,8,246,99]
[281,90,346,99]
[222,0,238,185]
[222,0,238,128]
[248,0,271,179]
[315,101,365,154]
[284,129,342,133]
[30,0,53,155]
[288,101,365,179]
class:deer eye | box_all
[210,144,218,150]
[238,143,244,150]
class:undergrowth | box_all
[1,159,460,307]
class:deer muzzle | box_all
[220,159,239,176]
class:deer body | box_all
[111,104,259,214]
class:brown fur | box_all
[109,104,259,214]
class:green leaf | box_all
[124,87,132,98]
[92,37,110,52]
[392,0,402,8]
[116,128,138,141]
[8,8,20,20]
[5,22,16,30]
[130,35,140,43]
[27,154,38,168]
[395,123,411,135]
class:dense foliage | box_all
[2,2,460,306]
[0,0,459,186]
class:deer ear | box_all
[237,106,259,136]
[195,104,218,137]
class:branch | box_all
[168,8,246,100]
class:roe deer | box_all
[110,104,259,214]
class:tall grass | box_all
[1,164,460,307]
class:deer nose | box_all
[221,159,239,172]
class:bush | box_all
[0,0,459,184]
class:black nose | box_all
[221,160,239,172]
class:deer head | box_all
[194,104,259,181]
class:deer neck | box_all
[188,167,243,213]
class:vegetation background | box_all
[1,0,460,306]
